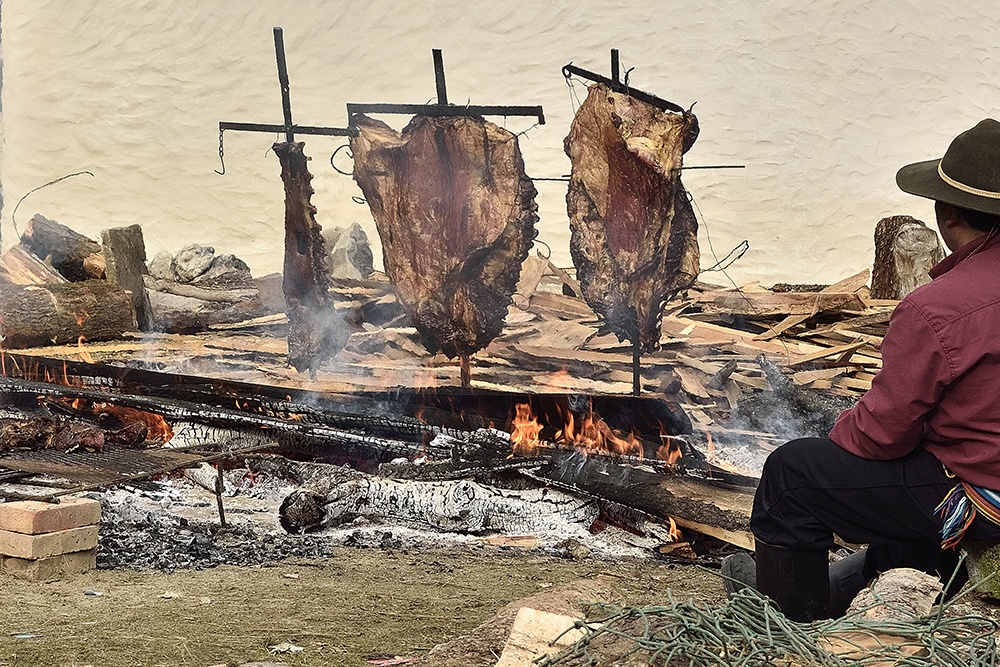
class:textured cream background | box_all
[0,0,995,285]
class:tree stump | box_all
[870,216,944,300]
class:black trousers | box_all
[751,438,1000,576]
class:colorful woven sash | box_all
[936,481,1000,549]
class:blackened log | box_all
[0,281,136,348]
[535,452,754,549]
[870,215,944,300]
[350,114,538,358]
[21,214,106,281]
[565,83,700,352]
[102,224,154,331]
[273,141,350,373]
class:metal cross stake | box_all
[564,50,691,396]
[347,49,546,125]
[216,27,355,375]
[563,49,686,114]
[218,27,354,145]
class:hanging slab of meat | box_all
[273,141,350,374]
[565,83,700,352]
[350,114,538,359]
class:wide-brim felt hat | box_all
[896,118,1000,216]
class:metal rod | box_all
[347,102,545,125]
[562,62,685,114]
[460,355,471,388]
[611,48,620,84]
[219,121,355,137]
[632,337,641,396]
[215,464,228,528]
[432,49,448,105]
[273,27,295,142]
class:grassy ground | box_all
[0,547,720,667]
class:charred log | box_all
[0,281,136,348]
[279,476,598,535]
[564,83,700,352]
[350,114,538,359]
[21,214,105,281]
[273,141,350,374]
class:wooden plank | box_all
[791,367,847,386]
[495,608,593,667]
[674,517,754,551]
[785,342,867,368]
[528,291,595,318]
[512,255,549,309]
[756,269,871,340]
[807,310,893,336]
[0,245,68,285]
[695,291,867,317]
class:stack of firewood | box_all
[0,214,270,344]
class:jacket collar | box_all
[929,232,1000,279]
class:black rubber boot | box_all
[721,551,757,597]
[755,542,831,621]
[828,548,869,617]
[724,548,869,617]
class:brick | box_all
[1,549,96,582]
[0,497,101,535]
[0,525,99,559]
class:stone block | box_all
[1,549,97,582]
[963,540,1000,600]
[0,497,101,535]
[0,525,99,560]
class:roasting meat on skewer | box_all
[565,83,700,352]
[351,114,538,359]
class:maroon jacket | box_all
[830,233,1000,487]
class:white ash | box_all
[93,462,680,572]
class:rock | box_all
[962,540,1000,600]
[147,251,177,281]
[254,272,286,314]
[323,223,375,280]
[173,244,216,282]
[847,567,942,620]
[193,254,255,290]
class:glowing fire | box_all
[656,437,684,468]
[668,517,684,542]
[77,336,96,364]
[510,403,542,456]
[508,399,643,458]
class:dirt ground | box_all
[0,548,725,667]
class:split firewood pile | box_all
[0,213,278,345]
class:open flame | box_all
[655,436,684,468]
[668,516,683,542]
[77,336,96,364]
[508,399,642,458]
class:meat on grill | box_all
[564,83,701,352]
[350,114,538,359]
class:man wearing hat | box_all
[726,119,1000,621]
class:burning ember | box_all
[47,397,174,445]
